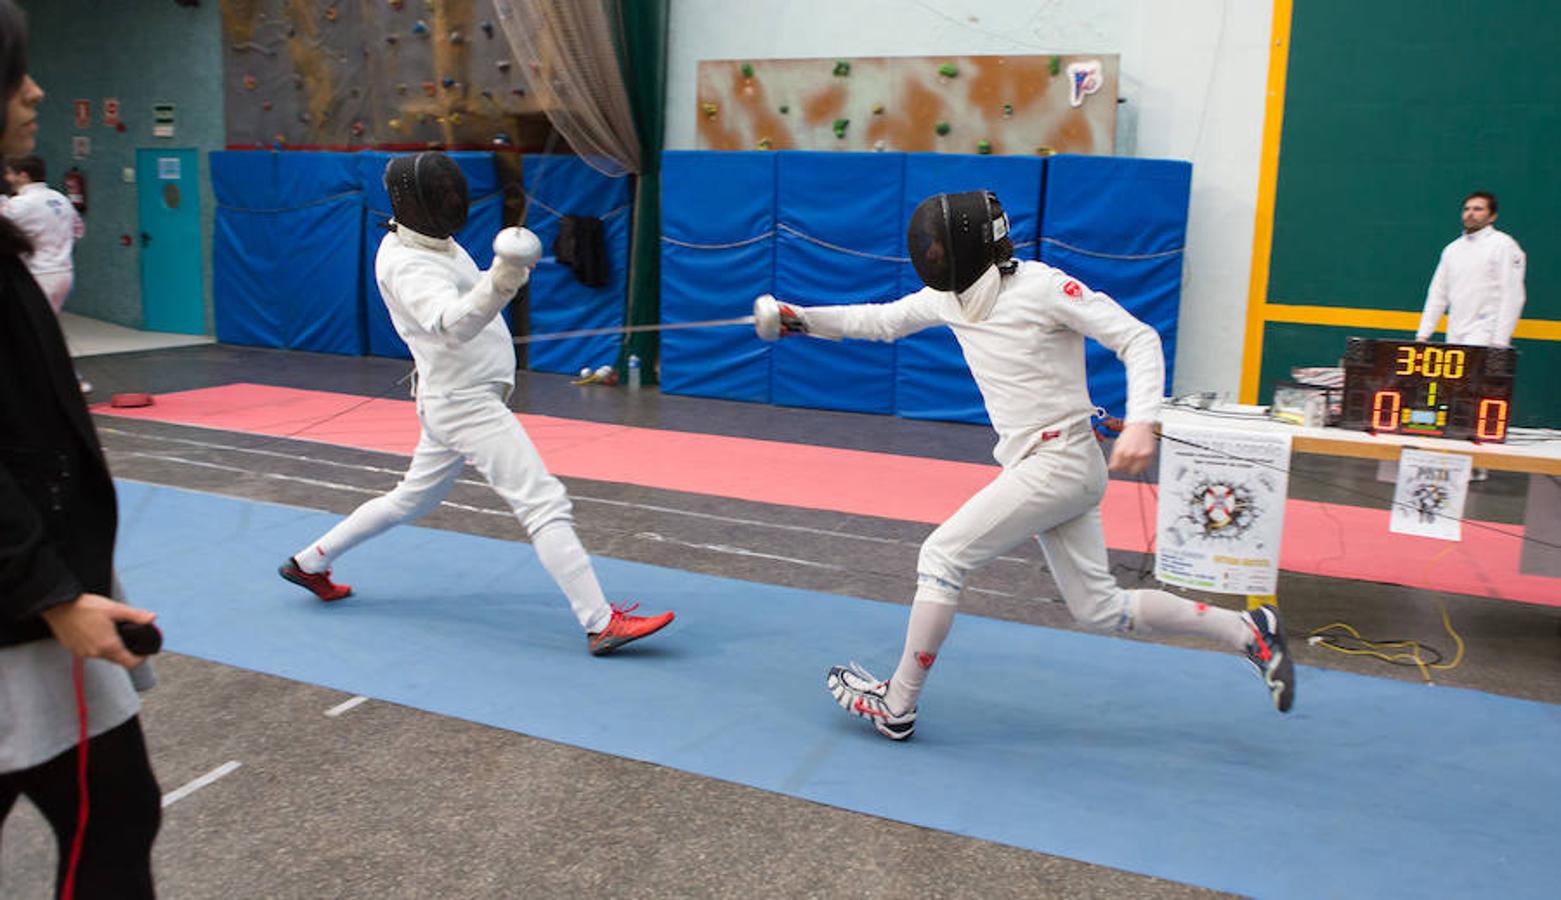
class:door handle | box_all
[140,231,151,247]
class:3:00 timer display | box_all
[1339,338,1517,443]
[1393,345,1469,380]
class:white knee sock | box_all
[294,495,410,573]
[885,584,959,715]
[1131,589,1251,650]
[532,523,612,632]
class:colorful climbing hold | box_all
[934,121,950,136]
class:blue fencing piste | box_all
[658,150,1192,430]
[521,155,633,375]
[659,151,777,403]
[212,151,364,354]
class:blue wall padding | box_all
[658,151,777,403]
[772,151,905,414]
[521,155,633,375]
[213,151,525,361]
[357,151,504,360]
[893,154,1046,425]
[656,151,1191,428]
[212,151,363,354]
[1040,155,1191,420]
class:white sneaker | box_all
[826,662,916,740]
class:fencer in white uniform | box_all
[279,151,673,656]
[1415,192,1526,347]
[755,190,1295,740]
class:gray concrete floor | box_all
[4,344,1558,898]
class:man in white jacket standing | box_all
[1415,191,1526,347]
[755,190,1294,740]
[2,154,81,315]
[279,151,674,656]
[4,154,87,392]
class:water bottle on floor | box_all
[627,354,641,391]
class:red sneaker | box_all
[279,557,352,602]
[588,602,675,656]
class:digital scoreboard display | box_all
[1339,338,1516,442]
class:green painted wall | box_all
[1262,1,1559,424]
[24,0,224,331]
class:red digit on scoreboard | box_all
[1371,390,1401,431]
[1476,398,1508,441]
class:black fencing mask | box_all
[906,191,1014,293]
[384,151,468,239]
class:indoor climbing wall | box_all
[220,0,545,149]
[695,55,1118,156]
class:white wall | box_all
[666,0,1273,397]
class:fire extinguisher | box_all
[63,166,87,216]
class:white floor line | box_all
[107,436,1039,569]
[635,531,845,569]
[161,760,241,808]
[100,430,933,549]
[324,695,369,717]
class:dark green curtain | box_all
[615,0,669,382]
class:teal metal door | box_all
[136,148,205,334]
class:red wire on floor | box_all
[61,656,89,900]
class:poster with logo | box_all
[1155,426,1292,595]
[102,98,120,128]
[73,99,91,129]
[1389,448,1472,541]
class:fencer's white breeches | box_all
[916,420,1133,632]
[34,271,73,315]
[309,385,573,558]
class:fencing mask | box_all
[906,191,1014,293]
[384,151,468,239]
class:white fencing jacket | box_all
[805,260,1165,468]
[1415,225,1527,347]
[3,183,83,278]
[375,227,516,398]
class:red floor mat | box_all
[97,383,1559,606]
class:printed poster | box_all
[1155,426,1293,595]
[1389,448,1472,541]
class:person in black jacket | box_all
[0,3,161,896]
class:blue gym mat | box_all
[114,480,1561,898]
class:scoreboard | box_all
[1339,338,1516,442]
